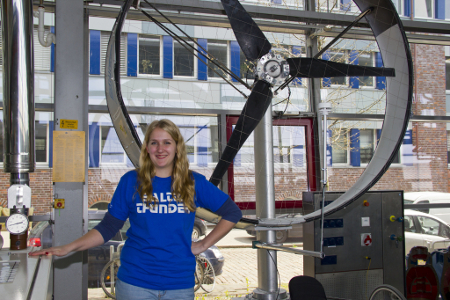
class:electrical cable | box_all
[272,86,291,119]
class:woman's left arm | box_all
[191,218,235,255]
[191,196,242,255]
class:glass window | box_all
[0,121,3,163]
[174,39,194,76]
[391,149,400,164]
[332,131,348,164]
[414,0,433,18]
[101,32,127,76]
[272,126,306,165]
[447,131,450,163]
[392,0,404,16]
[0,120,47,164]
[178,123,219,165]
[101,126,125,164]
[404,215,416,232]
[360,129,374,164]
[358,52,374,87]
[273,126,291,163]
[0,27,2,66]
[418,216,447,237]
[35,122,48,163]
[210,125,219,163]
[139,36,160,75]
[446,57,450,90]
[208,40,228,78]
[329,51,346,85]
[240,50,255,80]
[179,126,196,163]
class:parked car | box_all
[192,217,207,239]
[404,209,450,255]
[404,192,450,224]
[27,211,223,288]
[246,213,303,243]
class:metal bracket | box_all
[252,226,292,231]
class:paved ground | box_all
[88,228,304,299]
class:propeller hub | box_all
[256,52,289,86]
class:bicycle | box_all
[196,255,216,293]
[100,257,120,299]
[369,284,407,300]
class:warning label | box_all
[361,233,372,246]
[60,119,78,130]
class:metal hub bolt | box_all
[256,53,290,86]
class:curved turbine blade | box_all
[300,0,413,222]
[220,0,271,60]
[210,80,273,186]
[287,57,395,78]
[105,0,142,168]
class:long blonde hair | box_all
[137,119,196,212]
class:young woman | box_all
[30,119,242,300]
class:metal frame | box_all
[34,0,450,45]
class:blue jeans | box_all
[115,278,195,300]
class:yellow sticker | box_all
[60,119,78,130]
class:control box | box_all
[303,191,405,299]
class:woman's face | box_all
[146,127,177,177]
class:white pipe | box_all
[35,6,55,47]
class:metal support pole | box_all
[318,102,331,255]
[249,105,287,300]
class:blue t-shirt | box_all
[108,170,229,290]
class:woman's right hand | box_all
[28,245,71,257]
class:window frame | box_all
[226,116,317,204]
[331,129,350,166]
[137,34,163,77]
[35,121,50,167]
[358,52,376,89]
[413,0,435,19]
[173,37,197,78]
[206,39,229,81]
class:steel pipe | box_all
[1,0,35,176]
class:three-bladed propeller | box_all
[210,0,395,187]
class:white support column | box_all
[53,1,89,299]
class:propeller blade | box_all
[286,57,395,78]
[210,80,273,186]
[220,0,271,61]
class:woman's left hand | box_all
[191,240,207,255]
